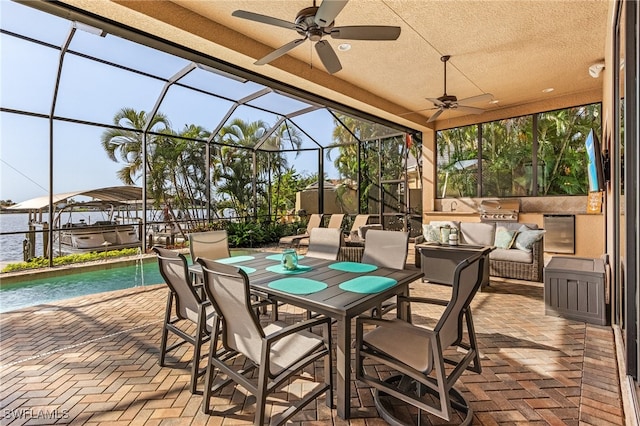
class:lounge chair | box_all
[298,213,345,247]
[278,213,323,248]
[345,214,379,244]
[198,259,333,425]
[153,246,213,394]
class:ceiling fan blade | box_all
[426,97,445,107]
[398,107,438,116]
[427,108,445,123]
[330,25,401,40]
[456,105,485,114]
[315,40,342,74]
[232,10,297,30]
[255,38,306,65]
[315,0,349,26]
[458,93,494,105]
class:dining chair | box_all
[279,213,323,248]
[197,258,333,426]
[305,227,343,260]
[298,213,345,247]
[188,230,230,262]
[355,248,490,426]
[153,246,214,394]
[360,230,410,317]
[361,229,409,269]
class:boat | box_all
[8,186,145,259]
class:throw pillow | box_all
[422,224,441,243]
[494,229,518,249]
[514,229,545,252]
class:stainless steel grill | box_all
[479,199,520,222]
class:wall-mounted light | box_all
[588,62,605,78]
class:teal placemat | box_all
[339,276,398,294]
[265,264,312,275]
[329,262,378,273]
[268,278,327,295]
[215,255,255,264]
[239,266,256,274]
[265,253,305,261]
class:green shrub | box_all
[1,248,141,273]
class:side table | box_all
[544,256,608,325]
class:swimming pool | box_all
[0,249,258,313]
[0,259,163,313]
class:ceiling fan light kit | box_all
[232,0,401,74]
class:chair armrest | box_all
[264,316,332,343]
[398,295,449,307]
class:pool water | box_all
[0,260,164,313]
[0,250,256,313]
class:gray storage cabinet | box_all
[544,256,608,325]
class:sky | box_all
[0,0,344,204]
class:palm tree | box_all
[101,108,173,186]
[215,118,303,219]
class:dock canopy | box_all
[8,186,143,210]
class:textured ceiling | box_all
[62,0,610,131]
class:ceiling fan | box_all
[422,55,493,123]
[232,0,401,74]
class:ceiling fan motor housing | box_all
[295,6,334,40]
[439,94,458,106]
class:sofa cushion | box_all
[514,227,545,252]
[494,228,518,249]
[490,248,533,263]
[460,222,495,246]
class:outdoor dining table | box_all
[189,251,423,420]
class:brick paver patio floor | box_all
[0,260,624,425]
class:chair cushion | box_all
[363,319,434,373]
[263,322,326,376]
